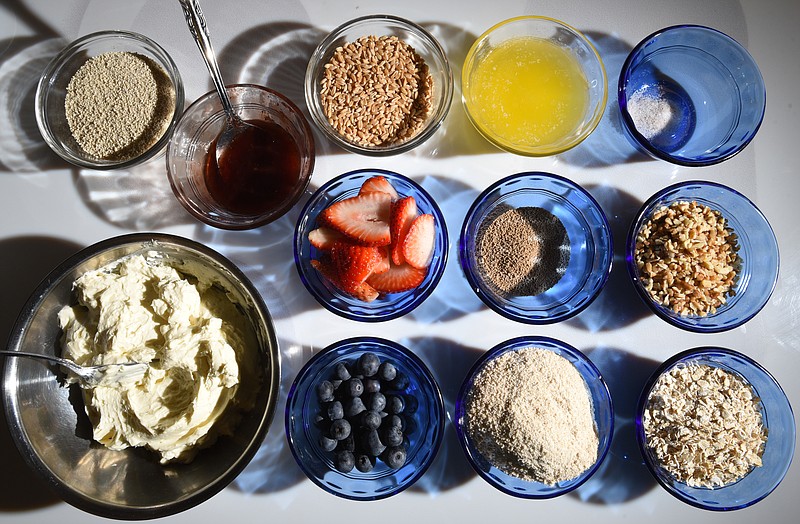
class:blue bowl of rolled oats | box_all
[626,181,779,333]
[636,347,795,511]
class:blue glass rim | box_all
[454,335,614,498]
[617,24,766,167]
[284,336,446,501]
[625,180,779,333]
[293,168,449,322]
[459,171,613,324]
[635,347,795,511]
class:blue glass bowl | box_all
[626,181,779,333]
[618,25,766,166]
[455,336,614,498]
[285,337,445,500]
[636,347,795,511]
[294,169,448,322]
[459,172,612,324]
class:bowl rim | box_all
[634,346,796,511]
[1,232,280,519]
[34,29,186,171]
[304,13,454,156]
[283,335,446,500]
[293,168,449,322]
[165,83,316,230]
[454,335,614,498]
[617,24,766,167]
[461,15,608,157]
[625,180,779,333]
[459,171,613,324]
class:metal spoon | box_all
[178,0,264,173]
[0,350,148,388]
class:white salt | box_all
[628,86,673,140]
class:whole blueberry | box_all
[335,362,352,381]
[384,414,404,430]
[357,352,380,377]
[330,418,351,440]
[378,361,397,382]
[316,380,334,402]
[363,378,381,394]
[319,434,337,452]
[355,454,375,473]
[344,396,366,418]
[383,446,407,469]
[336,434,355,452]
[387,395,405,414]
[389,372,409,391]
[345,378,364,397]
[403,395,419,414]
[327,400,344,421]
[363,429,386,457]
[364,392,386,412]
[361,410,382,430]
[336,451,355,473]
[381,424,404,447]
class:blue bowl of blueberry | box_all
[285,337,445,500]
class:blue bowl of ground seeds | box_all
[459,172,612,324]
[455,336,613,498]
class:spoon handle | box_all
[178,0,236,116]
[0,350,80,374]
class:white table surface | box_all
[1,0,798,522]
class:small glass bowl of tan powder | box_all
[455,336,613,498]
[460,172,613,324]
[636,347,795,511]
[305,14,453,155]
[36,30,184,170]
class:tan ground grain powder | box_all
[465,347,598,485]
[320,35,433,147]
[65,51,176,161]
[475,206,570,296]
[643,363,767,488]
[634,200,739,317]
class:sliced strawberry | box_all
[331,241,383,293]
[359,175,399,200]
[319,192,392,246]
[402,214,435,269]
[367,262,427,293]
[311,257,379,302]
[374,247,391,275]
[308,227,345,251]
[390,196,418,265]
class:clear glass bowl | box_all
[285,337,445,500]
[636,347,795,510]
[462,16,607,156]
[166,84,315,230]
[294,169,448,322]
[2,233,280,519]
[618,25,766,166]
[626,181,779,332]
[35,30,184,170]
[455,336,614,498]
[459,172,612,324]
[305,14,453,155]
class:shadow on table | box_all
[0,235,83,512]
[560,31,651,169]
[571,345,661,504]
[568,184,651,331]
[406,336,483,494]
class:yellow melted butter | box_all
[465,36,589,148]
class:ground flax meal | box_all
[475,206,570,296]
[65,51,176,161]
[465,347,598,485]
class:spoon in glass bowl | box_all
[178,0,271,180]
[0,350,148,388]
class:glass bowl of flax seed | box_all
[459,172,613,324]
[626,181,779,333]
[36,30,184,170]
[304,14,453,156]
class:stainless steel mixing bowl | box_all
[1,233,280,519]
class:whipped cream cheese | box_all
[58,253,256,463]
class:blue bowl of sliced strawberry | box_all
[294,169,448,321]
